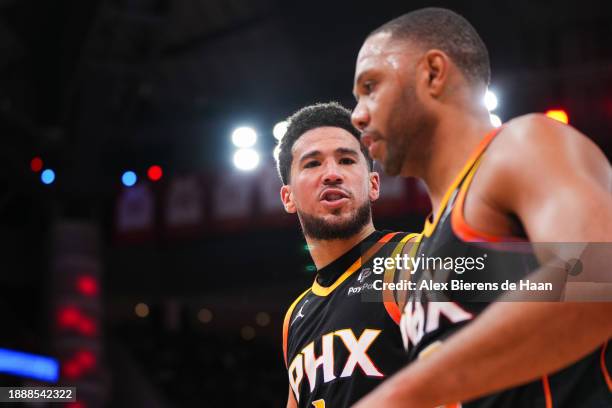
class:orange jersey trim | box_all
[382,233,421,324]
[383,298,401,325]
[601,341,612,392]
[542,375,553,408]
[311,232,398,296]
[282,288,311,367]
[450,156,528,243]
[423,127,502,238]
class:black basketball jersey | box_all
[398,128,612,407]
[283,230,417,408]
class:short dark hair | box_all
[275,102,373,185]
[370,7,490,88]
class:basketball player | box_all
[276,102,418,407]
[350,8,612,407]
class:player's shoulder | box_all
[283,287,313,366]
[485,113,609,178]
[491,113,601,158]
[284,288,312,319]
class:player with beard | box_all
[350,7,612,408]
[276,102,418,408]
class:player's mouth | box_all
[361,131,384,159]
[319,188,350,209]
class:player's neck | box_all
[424,106,493,216]
[306,223,376,270]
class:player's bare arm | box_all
[352,114,612,408]
[469,113,612,242]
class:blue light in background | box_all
[121,171,137,187]
[0,348,59,382]
[41,169,56,185]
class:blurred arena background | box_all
[0,0,611,406]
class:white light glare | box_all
[233,148,260,171]
[484,90,498,111]
[273,121,288,140]
[273,145,281,162]
[231,127,257,148]
[489,113,502,128]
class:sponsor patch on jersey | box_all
[348,268,377,296]
[357,267,372,283]
[347,282,375,296]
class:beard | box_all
[298,201,372,240]
[381,84,434,177]
[382,133,410,176]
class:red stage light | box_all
[58,307,81,328]
[75,350,96,370]
[78,317,97,336]
[30,157,43,172]
[147,165,163,181]
[62,360,82,379]
[545,109,569,124]
[76,275,98,297]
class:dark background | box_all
[1,0,611,407]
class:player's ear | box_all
[420,49,449,98]
[280,185,297,213]
[369,171,380,202]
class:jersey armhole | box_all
[282,288,311,367]
[383,232,421,325]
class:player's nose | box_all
[322,161,344,185]
[351,102,370,133]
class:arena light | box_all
[273,121,288,140]
[76,275,98,297]
[489,113,502,128]
[233,148,260,171]
[62,360,82,379]
[484,90,498,111]
[31,157,43,172]
[231,126,257,148]
[241,326,256,341]
[41,169,56,185]
[77,316,97,336]
[57,306,81,328]
[75,350,96,370]
[135,302,149,318]
[147,165,163,182]
[197,308,213,323]
[121,171,137,187]
[0,348,59,382]
[545,109,569,124]
[255,312,270,327]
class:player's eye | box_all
[304,160,320,168]
[339,157,356,165]
[363,80,376,94]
